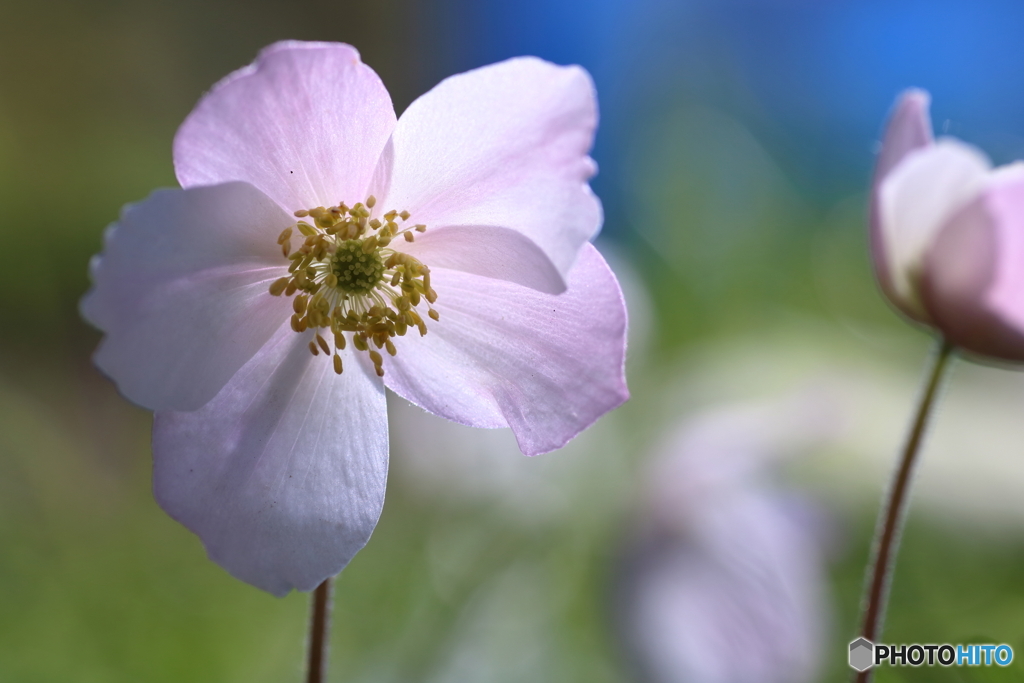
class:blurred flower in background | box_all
[613,395,837,683]
[872,89,1024,360]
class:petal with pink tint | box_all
[874,89,935,183]
[382,244,628,456]
[878,139,990,318]
[870,89,934,300]
[153,324,388,596]
[924,166,1024,360]
[174,41,396,213]
[396,224,565,294]
[80,182,293,411]
[383,57,600,283]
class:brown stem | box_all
[306,578,333,683]
[854,339,954,683]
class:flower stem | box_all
[306,578,333,683]
[854,338,954,683]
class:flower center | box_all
[331,240,385,295]
[267,195,438,377]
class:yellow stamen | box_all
[269,277,289,296]
[316,333,330,355]
[267,196,437,376]
[369,350,384,377]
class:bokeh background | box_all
[5,0,1024,681]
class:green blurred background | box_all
[4,0,1024,680]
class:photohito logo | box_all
[848,638,1014,672]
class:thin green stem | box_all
[306,578,333,683]
[854,339,954,683]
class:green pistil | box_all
[331,240,385,295]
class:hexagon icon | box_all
[849,638,874,672]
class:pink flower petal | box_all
[80,182,293,411]
[174,41,396,213]
[923,166,1024,360]
[874,89,935,185]
[382,244,628,456]
[870,90,934,308]
[382,57,601,284]
[397,224,565,294]
[877,139,990,319]
[153,324,388,596]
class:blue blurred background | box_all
[5,0,1024,680]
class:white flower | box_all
[81,41,628,595]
